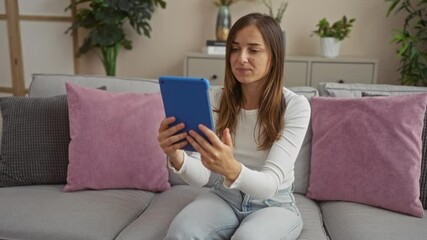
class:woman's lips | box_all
[235,68,252,74]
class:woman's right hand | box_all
[158,116,188,168]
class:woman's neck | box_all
[241,85,261,110]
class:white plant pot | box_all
[320,37,342,58]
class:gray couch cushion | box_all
[0,185,155,240]
[295,194,329,240]
[318,82,427,97]
[116,185,209,240]
[116,189,328,240]
[288,87,318,195]
[321,201,427,240]
[29,74,160,97]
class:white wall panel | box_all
[0,0,5,14]
[20,21,74,87]
[0,21,12,88]
[18,0,70,16]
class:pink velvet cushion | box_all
[307,94,427,217]
[64,83,169,192]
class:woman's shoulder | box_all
[282,87,310,111]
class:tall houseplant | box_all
[262,0,288,24]
[66,0,166,76]
[312,16,355,58]
[262,0,288,49]
[386,0,427,86]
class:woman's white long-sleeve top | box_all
[170,87,311,199]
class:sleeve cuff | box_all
[167,152,187,174]
[223,163,245,189]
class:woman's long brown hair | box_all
[215,13,286,150]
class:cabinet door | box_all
[284,61,308,87]
[186,58,225,86]
[311,62,375,86]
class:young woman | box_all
[158,13,310,240]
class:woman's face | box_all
[230,25,271,86]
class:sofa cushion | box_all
[421,117,427,209]
[116,185,209,240]
[318,82,427,209]
[64,83,170,192]
[115,188,329,240]
[0,185,155,240]
[29,74,160,97]
[288,86,318,195]
[362,91,427,209]
[0,95,70,187]
[318,82,427,97]
[320,201,427,240]
[307,94,427,217]
[294,194,329,240]
[0,86,106,188]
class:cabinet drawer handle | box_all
[211,74,218,80]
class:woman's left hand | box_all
[187,125,242,183]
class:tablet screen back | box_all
[159,76,214,152]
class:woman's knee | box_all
[231,207,303,240]
[165,219,237,240]
[164,191,240,240]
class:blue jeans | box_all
[164,177,303,240]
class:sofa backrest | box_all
[288,86,317,195]
[29,74,317,194]
[29,74,160,97]
[318,82,427,97]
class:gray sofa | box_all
[0,74,426,240]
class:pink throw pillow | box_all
[64,83,170,192]
[307,94,427,218]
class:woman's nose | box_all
[238,50,249,63]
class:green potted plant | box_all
[386,0,427,86]
[312,16,356,58]
[65,0,166,76]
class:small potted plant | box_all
[312,16,355,58]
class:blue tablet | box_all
[159,76,214,152]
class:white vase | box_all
[320,37,342,58]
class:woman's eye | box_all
[230,48,239,52]
[250,49,260,53]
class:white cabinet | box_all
[186,56,225,86]
[310,58,377,86]
[184,53,378,87]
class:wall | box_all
[77,0,405,85]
